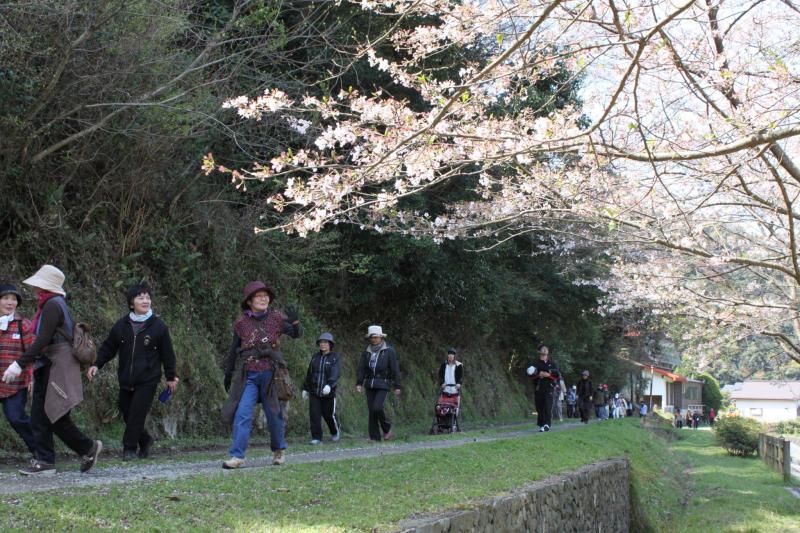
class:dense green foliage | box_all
[713,416,763,456]
[695,372,723,413]
[0,1,621,451]
[773,418,800,436]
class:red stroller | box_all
[429,391,461,434]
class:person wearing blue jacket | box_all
[302,332,341,445]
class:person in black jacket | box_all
[438,347,463,394]
[576,370,593,424]
[526,345,560,432]
[302,332,341,445]
[356,325,401,442]
[87,283,178,460]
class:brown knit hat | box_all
[241,281,276,310]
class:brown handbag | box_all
[271,366,296,402]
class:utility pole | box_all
[649,364,655,414]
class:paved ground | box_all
[0,420,592,495]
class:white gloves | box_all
[302,390,309,400]
[526,366,537,376]
[2,361,22,383]
[322,385,331,396]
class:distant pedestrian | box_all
[594,386,608,420]
[692,410,701,429]
[566,385,577,418]
[1,266,102,475]
[87,283,179,460]
[356,325,401,442]
[639,400,648,418]
[0,284,37,456]
[527,345,560,432]
[708,408,716,427]
[438,347,463,395]
[221,281,302,469]
[552,377,566,422]
[685,410,692,428]
[576,370,593,424]
[301,332,341,445]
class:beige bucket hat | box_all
[365,325,387,338]
[23,265,66,296]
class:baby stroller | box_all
[430,389,461,434]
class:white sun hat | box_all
[365,325,387,338]
[23,265,66,296]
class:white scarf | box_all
[129,309,153,322]
[0,313,14,332]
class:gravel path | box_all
[1,420,591,495]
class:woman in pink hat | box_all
[0,284,36,456]
[220,281,302,469]
[1,265,102,476]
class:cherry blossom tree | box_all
[209,0,800,364]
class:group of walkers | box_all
[528,347,640,430]
[3,264,660,477]
[674,407,715,429]
[0,265,408,474]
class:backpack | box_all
[52,297,97,368]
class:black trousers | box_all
[535,387,554,427]
[119,381,158,451]
[309,394,339,440]
[365,388,391,440]
[579,399,593,423]
[32,364,93,464]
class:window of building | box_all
[749,408,763,417]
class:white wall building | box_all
[721,381,800,423]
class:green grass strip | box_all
[1,420,797,532]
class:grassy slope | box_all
[1,420,797,532]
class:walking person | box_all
[221,281,302,468]
[576,370,593,424]
[594,385,607,420]
[86,283,179,460]
[566,384,577,418]
[1,265,102,475]
[526,345,560,432]
[708,407,716,427]
[692,410,701,429]
[639,400,648,418]
[0,284,37,456]
[438,347,463,395]
[301,332,341,445]
[356,325,401,442]
[552,377,566,422]
[612,393,623,419]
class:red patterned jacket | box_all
[0,314,34,398]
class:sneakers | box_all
[19,459,56,476]
[331,433,340,442]
[222,457,245,469]
[138,435,153,459]
[272,450,286,465]
[80,440,102,473]
[122,450,138,461]
[308,439,322,445]
[543,424,551,432]
[538,426,546,432]
[382,430,393,441]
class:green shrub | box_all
[713,415,762,456]
[773,418,800,436]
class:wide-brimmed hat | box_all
[365,325,387,338]
[317,332,335,346]
[23,265,66,296]
[0,284,22,305]
[241,280,276,310]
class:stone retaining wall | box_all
[395,457,630,533]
